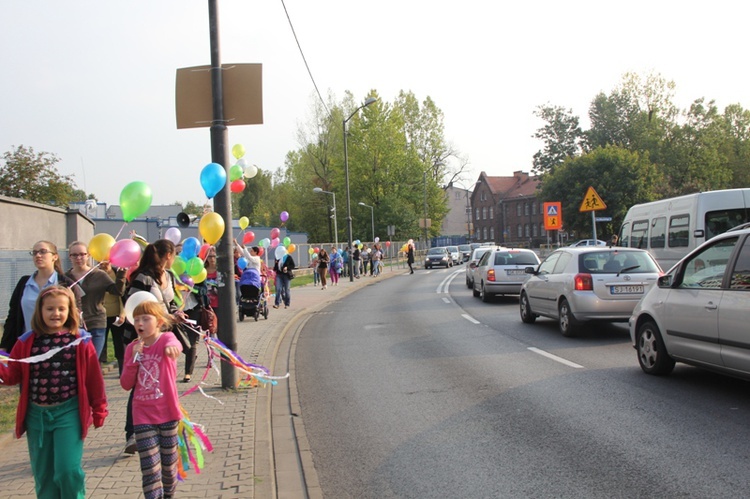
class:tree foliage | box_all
[0,145,89,206]
[531,105,584,177]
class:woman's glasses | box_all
[30,249,53,256]
[69,253,88,258]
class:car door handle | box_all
[705,302,717,310]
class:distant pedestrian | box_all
[273,253,295,308]
[362,246,371,275]
[309,253,320,286]
[352,245,361,279]
[317,248,330,289]
[371,244,382,276]
[407,240,415,274]
[329,247,342,286]
[0,285,107,499]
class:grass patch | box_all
[0,386,18,434]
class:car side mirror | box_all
[525,266,536,275]
[657,274,673,288]
[470,262,477,269]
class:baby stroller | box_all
[238,268,269,322]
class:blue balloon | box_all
[200,162,227,199]
[237,257,248,270]
[181,237,201,260]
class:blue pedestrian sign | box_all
[546,205,558,216]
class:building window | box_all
[539,202,544,214]
[517,203,522,216]
[517,224,523,238]
[475,208,479,220]
[532,203,537,215]
[532,224,538,237]
[455,191,462,200]
[525,203,530,216]
[525,224,530,237]
[490,227,494,240]
[483,227,488,240]
[489,206,493,219]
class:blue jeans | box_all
[88,327,107,359]
[275,274,291,306]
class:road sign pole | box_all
[591,210,597,242]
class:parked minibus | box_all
[618,189,750,270]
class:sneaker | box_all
[124,436,137,455]
[273,305,279,309]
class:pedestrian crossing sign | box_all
[543,202,562,231]
[579,186,607,212]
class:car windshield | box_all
[428,248,446,255]
[459,245,471,252]
[579,251,660,274]
[494,251,539,266]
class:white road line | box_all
[527,347,584,369]
[436,269,464,294]
[462,314,480,324]
[442,297,451,304]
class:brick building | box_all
[471,170,547,248]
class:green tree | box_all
[531,104,584,177]
[0,145,88,206]
[539,146,662,237]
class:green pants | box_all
[26,397,86,499]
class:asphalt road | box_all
[295,268,750,498]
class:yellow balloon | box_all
[88,233,116,262]
[232,143,246,160]
[287,243,296,254]
[199,212,225,245]
[239,216,249,230]
[192,267,208,284]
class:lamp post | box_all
[313,188,338,248]
[358,202,375,241]
[344,96,377,281]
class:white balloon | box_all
[164,227,181,245]
[274,245,288,260]
[237,158,249,168]
[124,291,159,325]
[243,164,258,179]
[374,236,380,243]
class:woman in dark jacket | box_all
[1,240,82,352]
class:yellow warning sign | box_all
[579,186,607,212]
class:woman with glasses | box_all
[65,241,127,359]
[0,241,82,352]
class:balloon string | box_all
[68,262,104,289]
[114,222,128,240]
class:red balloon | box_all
[314,247,320,253]
[385,241,391,247]
[230,179,246,193]
[198,243,211,260]
[257,247,264,257]
[270,227,280,239]
[243,231,255,245]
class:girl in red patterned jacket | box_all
[0,285,108,498]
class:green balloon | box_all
[120,181,152,222]
[229,164,243,182]
[187,257,204,276]
[283,236,291,247]
[172,256,187,275]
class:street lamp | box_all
[358,202,375,241]
[344,96,377,281]
[313,187,338,248]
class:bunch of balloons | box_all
[229,144,259,194]
[88,233,142,268]
[172,237,209,286]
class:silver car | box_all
[447,245,461,265]
[520,247,662,336]
[472,248,541,301]
[466,247,492,288]
[630,226,750,379]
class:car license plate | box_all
[506,269,525,276]
[610,285,644,294]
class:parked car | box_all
[466,247,492,288]
[570,239,607,247]
[629,225,750,379]
[447,245,462,265]
[472,248,541,302]
[520,247,662,336]
[458,244,472,263]
[424,247,453,269]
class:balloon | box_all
[243,164,258,179]
[88,233,115,262]
[120,181,152,222]
[232,143,246,159]
[229,164,243,182]
[257,247,264,257]
[180,274,194,288]
[385,241,391,247]
[230,179,246,193]
[283,236,291,247]
[374,236,380,243]
[124,291,158,325]
[270,237,280,249]
[275,245,288,260]
[110,239,142,268]
[270,227,280,239]
[237,257,248,270]
[280,211,289,222]
[238,216,249,230]
[164,227,181,245]
[237,158,249,168]
[182,238,200,260]
[287,243,296,254]
[200,163,227,199]
[308,248,314,255]
[243,231,255,245]
[259,238,270,248]
[192,267,207,284]
[314,247,320,253]
[198,243,211,260]
[172,255,187,275]
[401,244,408,252]
[199,212,225,245]
[186,257,204,276]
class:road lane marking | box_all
[436,269,464,294]
[442,297,451,303]
[527,347,584,368]
[462,314,480,324]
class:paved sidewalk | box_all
[0,268,403,498]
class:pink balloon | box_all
[109,239,142,268]
[271,237,280,248]
[270,227,280,239]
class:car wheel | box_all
[472,281,480,297]
[466,277,472,289]
[481,283,492,302]
[636,320,676,375]
[558,298,577,337]
[520,292,536,324]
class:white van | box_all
[618,189,750,270]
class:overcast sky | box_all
[1,1,747,207]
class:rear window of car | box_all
[494,251,539,266]
[579,251,660,274]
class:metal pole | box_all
[423,171,429,248]
[344,118,354,282]
[208,0,237,389]
[592,210,597,242]
[331,192,338,249]
[370,206,375,242]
